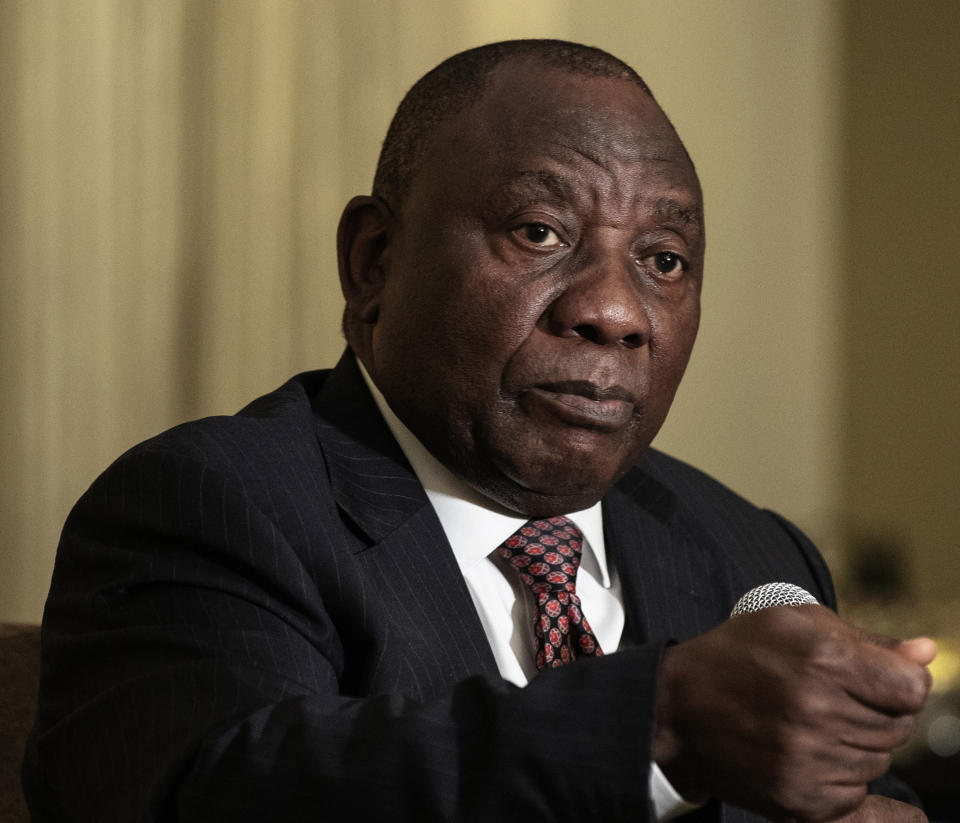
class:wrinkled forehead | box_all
[488,62,682,151]
[409,61,700,212]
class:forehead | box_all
[406,60,701,218]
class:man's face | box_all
[366,61,704,515]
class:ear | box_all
[337,195,393,325]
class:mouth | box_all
[523,380,637,430]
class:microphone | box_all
[731,582,818,617]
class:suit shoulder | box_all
[124,370,327,464]
[78,370,333,511]
[637,448,763,513]
[623,448,836,606]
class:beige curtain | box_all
[1,0,349,620]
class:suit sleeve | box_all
[26,440,661,823]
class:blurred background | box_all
[0,0,957,815]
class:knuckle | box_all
[786,690,830,728]
[870,750,893,778]
[780,688,813,723]
[909,669,933,707]
[895,713,918,746]
[807,630,855,674]
[846,748,891,782]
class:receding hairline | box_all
[372,40,657,210]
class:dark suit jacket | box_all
[23,352,912,822]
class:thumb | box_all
[896,637,937,666]
[860,629,937,666]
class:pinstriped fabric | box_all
[361,510,496,674]
[604,455,834,649]
[26,350,852,823]
[312,355,500,694]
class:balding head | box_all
[372,39,657,213]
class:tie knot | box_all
[497,516,584,596]
[496,516,601,669]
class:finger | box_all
[896,637,937,666]
[769,608,928,713]
[827,793,928,823]
[834,707,917,753]
[806,740,893,787]
[787,677,918,752]
[838,640,931,714]
[860,632,937,666]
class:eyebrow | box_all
[515,170,575,200]
[652,197,703,231]
[482,171,576,216]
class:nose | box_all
[546,252,650,349]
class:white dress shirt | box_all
[360,364,699,820]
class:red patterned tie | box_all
[497,516,604,670]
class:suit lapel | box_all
[604,464,734,646]
[312,353,500,693]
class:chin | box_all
[474,464,628,519]
[453,423,651,516]
[501,487,609,519]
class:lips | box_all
[522,380,637,430]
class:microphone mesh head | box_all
[731,582,818,617]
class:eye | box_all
[514,222,564,248]
[647,251,687,278]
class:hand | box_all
[652,605,934,822]
[828,794,928,822]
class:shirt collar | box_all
[358,360,612,587]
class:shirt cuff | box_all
[649,761,705,821]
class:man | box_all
[25,40,934,822]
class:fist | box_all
[652,605,933,821]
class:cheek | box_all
[642,301,699,413]
[651,290,700,361]
[373,269,537,420]
[402,278,542,377]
